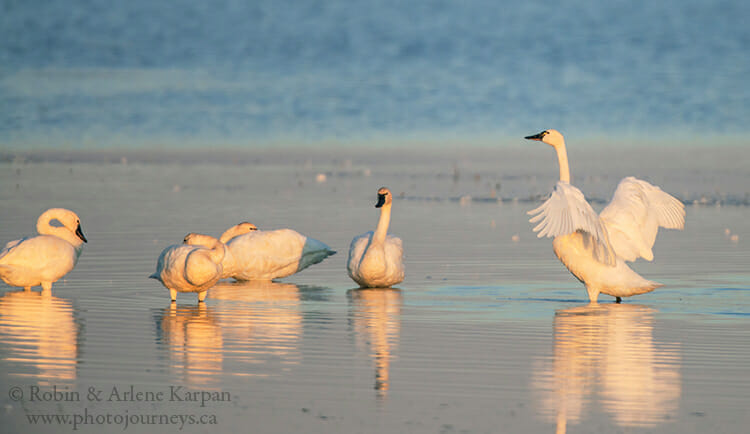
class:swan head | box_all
[233,222,258,232]
[375,187,392,208]
[525,129,565,148]
[219,221,257,243]
[40,208,87,243]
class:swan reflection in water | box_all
[157,303,223,386]
[532,304,681,433]
[348,288,402,400]
[0,290,80,385]
[210,281,305,371]
[156,281,310,385]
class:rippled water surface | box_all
[0,150,749,433]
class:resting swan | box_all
[185,222,336,281]
[150,233,225,302]
[347,187,405,288]
[525,130,685,303]
[0,208,87,292]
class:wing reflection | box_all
[348,288,402,400]
[155,281,307,386]
[0,290,79,385]
[532,304,681,433]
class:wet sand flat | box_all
[0,148,749,433]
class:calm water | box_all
[2,2,748,432]
[2,0,749,148]
[0,150,748,433]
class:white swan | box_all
[0,208,87,292]
[347,187,405,288]
[525,129,685,303]
[186,222,336,281]
[150,233,225,302]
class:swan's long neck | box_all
[36,210,84,249]
[219,225,251,244]
[373,204,392,245]
[554,143,571,183]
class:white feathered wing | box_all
[528,178,684,300]
[599,177,685,262]
[528,181,615,266]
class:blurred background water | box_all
[1,0,748,149]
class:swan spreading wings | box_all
[525,130,685,303]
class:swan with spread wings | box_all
[525,130,685,303]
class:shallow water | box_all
[0,149,749,433]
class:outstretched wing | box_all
[599,177,685,262]
[528,181,615,266]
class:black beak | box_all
[524,131,546,141]
[75,223,88,243]
[375,194,386,208]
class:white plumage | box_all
[525,129,685,303]
[0,208,87,292]
[599,177,686,262]
[187,222,336,281]
[150,233,225,302]
[347,187,405,288]
[529,181,615,266]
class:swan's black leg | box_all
[615,296,622,304]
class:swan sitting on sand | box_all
[185,222,336,281]
[150,233,225,302]
[0,208,87,292]
[347,187,404,288]
[525,129,685,303]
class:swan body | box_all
[187,222,336,281]
[348,187,405,288]
[0,208,87,291]
[525,130,685,303]
[150,233,225,302]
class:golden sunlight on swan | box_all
[347,187,405,288]
[150,233,225,302]
[348,288,402,400]
[0,290,79,385]
[531,304,681,433]
[185,222,335,281]
[525,130,685,302]
[0,208,87,292]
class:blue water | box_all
[1,0,748,149]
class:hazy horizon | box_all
[2,0,748,150]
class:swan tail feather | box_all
[617,277,663,298]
